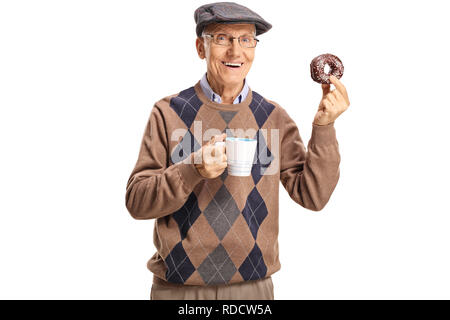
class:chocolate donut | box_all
[310,53,344,84]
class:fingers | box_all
[208,133,227,144]
[332,89,345,106]
[326,91,337,105]
[328,89,349,112]
[322,99,332,112]
[220,144,226,155]
[206,143,226,163]
[216,133,227,143]
[204,133,228,163]
[199,134,228,179]
[211,152,227,166]
[321,83,330,97]
[207,135,215,146]
[211,164,227,177]
[329,75,349,103]
[210,153,227,168]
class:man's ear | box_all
[195,37,206,59]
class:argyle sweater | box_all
[125,80,341,286]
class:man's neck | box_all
[207,73,244,104]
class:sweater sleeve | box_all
[279,108,341,211]
[125,105,205,220]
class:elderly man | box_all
[126,2,349,300]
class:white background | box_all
[1,0,449,299]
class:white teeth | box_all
[224,62,242,67]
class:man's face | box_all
[196,23,256,87]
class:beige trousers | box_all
[151,275,274,300]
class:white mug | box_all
[215,137,257,176]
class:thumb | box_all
[321,83,331,98]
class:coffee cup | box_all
[215,137,257,176]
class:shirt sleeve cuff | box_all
[176,151,205,190]
[310,121,337,145]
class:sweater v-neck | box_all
[194,80,253,112]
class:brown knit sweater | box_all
[125,80,340,286]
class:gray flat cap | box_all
[194,2,272,37]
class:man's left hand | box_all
[313,75,350,126]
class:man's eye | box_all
[217,35,227,40]
[241,37,251,42]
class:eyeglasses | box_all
[202,33,259,48]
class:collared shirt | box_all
[199,72,249,104]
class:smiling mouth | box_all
[222,61,244,69]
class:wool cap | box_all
[194,2,272,37]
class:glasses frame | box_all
[202,33,259,48]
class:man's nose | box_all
[227,38,242,56]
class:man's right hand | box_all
[194,133,227,179]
